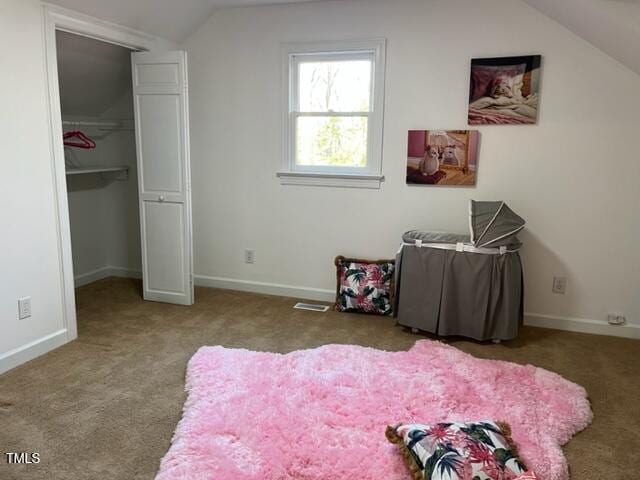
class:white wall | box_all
[66,162,109,277]
[1,0,637,378]
[59,30,142,284]
[101,93,142,276]
[182,0,640,335]
[64,97,141,285]
[0,0,171,374]
[0,0,68,370]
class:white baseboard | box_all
[0,267,141,375]
[0,329,69,375]
[76,270,640,340]
[74,266,111,287]
[108,267,142,279]
[194,275,335,303]
[524,312,640,339]
[197,275,639,339]
[74,266,141,287]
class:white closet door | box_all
[131,50,193,305]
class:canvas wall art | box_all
[468,55,542,125]
[406,130,479,186]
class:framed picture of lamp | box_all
[406,130,479,186]
[468,55,542,125]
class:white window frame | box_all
[277,38,386,189]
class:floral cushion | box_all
[386,421,535,480]
[334,256,394,315]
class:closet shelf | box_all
[62,120,134,131]
[65,166,129,180]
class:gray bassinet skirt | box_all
[394,201,525,341]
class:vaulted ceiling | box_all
[523,0,640,75]
[48,0,640,76]
[46,0,324,43]
[56,31,133,117]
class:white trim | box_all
[280,38,386,186]
[468,200,475,243]
[0,330,68,375]
[277,171,384,188]
[479,224,525,248]
[42,3,167,51]
[293,112,372,118]
[42,4,164,357]
[74,266,142,287]
[195,275,335,302]
[524,312,640,339]
[402,241,520,254]
[74,267,111,287]
[197,276,640,340]
[109,267,142,279]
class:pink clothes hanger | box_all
[63,130,96,149]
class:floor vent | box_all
[293,302,330,312]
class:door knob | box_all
[159,195,165,202]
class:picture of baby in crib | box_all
[406,130,479,186]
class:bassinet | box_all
[394,200,525,341]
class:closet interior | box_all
[56,31,141,287]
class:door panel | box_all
[132,50,193,305]
[134,63,180,86]
[137,94,182,194]
[143,201,186,294]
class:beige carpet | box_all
[0,277,638,479]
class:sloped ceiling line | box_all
[56,31,132,117]
[46,0,321,43]
[49,0,640,75]
[523,0,640,76]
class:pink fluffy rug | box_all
[156,341,592,480]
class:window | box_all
[278,39,386,188]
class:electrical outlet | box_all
[18,297,31,320]
[244,249,255,264]
[552,276,566,294]
[607,313,626,326]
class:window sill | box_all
[276,171,384,189]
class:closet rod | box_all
[62,120,127,129]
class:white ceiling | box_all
[48,0,640,76]
[523,0,640,75]
[56,31,133,117]
[46,0,324,43]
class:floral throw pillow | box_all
[386,421,536,480]
[334,256,394,315]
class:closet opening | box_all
[56,31,142,291]
[45,5,194,341]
